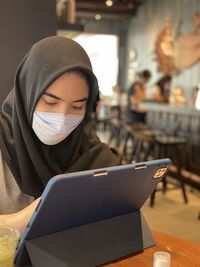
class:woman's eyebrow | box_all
[44,92,61,100]
[73,97,88,103]
[44,92,88,103]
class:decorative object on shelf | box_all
[127,49,138,85]
[169,85,185,107]
[154,21,178,75]
[57,0,76,23]
[154,12,200,75]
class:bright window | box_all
[73,33,119,96]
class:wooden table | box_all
[103,231,200,267]
[15,231,200,267]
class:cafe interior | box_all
[0,0,200,266]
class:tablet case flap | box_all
[25,211,155,267]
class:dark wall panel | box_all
[0,0,56,107]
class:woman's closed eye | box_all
[44,100,58,105]
[42,95,58,105]
[71,105,85,110]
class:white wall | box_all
[77,17,129,90]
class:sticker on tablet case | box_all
[153,167,167,179]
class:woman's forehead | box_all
[44,72,89,102]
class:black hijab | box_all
[0,36,120,197]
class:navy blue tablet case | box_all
[15,158,171,266]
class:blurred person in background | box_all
[125,70,152,124]
[152,75,172,103]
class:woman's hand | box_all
[0,198,40,235]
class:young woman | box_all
[0,36,120,233]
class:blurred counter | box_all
[140,101,200,116]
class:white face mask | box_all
[32,111,84,145]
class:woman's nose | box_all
[57,104,69,115]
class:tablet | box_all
[15,158,171,266]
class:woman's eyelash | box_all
[72,106,83,110]
[44,99,84,109]
[44,101,57,105]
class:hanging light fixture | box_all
[105,0,113,7]
[95,14,102,20]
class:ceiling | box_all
[57,0,144,21]
[76,0,140,15]
[76,0,144,17]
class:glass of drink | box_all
[0,223,20,267]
